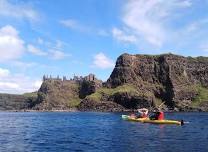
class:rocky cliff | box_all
[104,53,208,111]
[33,74,102,110]
[1,53,208,111]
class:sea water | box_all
[0,112,207,152]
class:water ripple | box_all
[0,112,208,152]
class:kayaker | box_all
[150,110,164,120]
[136,108,149,118]
[130,113,136,118]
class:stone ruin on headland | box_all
[42,73,97,82]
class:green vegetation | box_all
[23,92,38,98]
[86,84,143,102]
[68,98,81,107]
[192,85,208,106]
[87,91,103,102]
[196,56,208,62]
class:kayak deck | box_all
[122,115,147,122]
[142,119,182,125]
[122,115,183,125]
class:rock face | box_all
[1,53,208,112]
[78,99,125,112]
[34,74,102,110]
[79,75,102,99]
[34,80,80,110]
[105,53,208,111]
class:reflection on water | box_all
[0,112,208,152]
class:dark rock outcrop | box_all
[78,98,125,112]
[79,76,102,99]
[104,53,208,111]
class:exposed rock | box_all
[109,92,153,109]
[34,79,80,110]
[79,75,102,99]
[34,74,102,110]
[78,98,125,112]
[1,53,208,112]
[104,53,208,111]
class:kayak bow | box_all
[122,115,147,122]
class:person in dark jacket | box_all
[150,109,164,120]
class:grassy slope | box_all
[46,80,81,108]
[23,92,38,98]
[192,85,208,107]
[86,84,152,102]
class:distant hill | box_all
[0,92,37,110]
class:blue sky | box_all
[0,0,208,94]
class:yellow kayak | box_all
[141,119,182,125]
[122,115,147,122]
[122,115,183,125]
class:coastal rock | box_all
[1,53,208,112]
[78,98,125,112]
[79,74,102,99]
[34,74,102,110]
[104,53,208,110]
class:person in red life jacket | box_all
[157,111,164,120]
[136,108,149,118]
[150,109,164,120]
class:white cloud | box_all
[92,52,114,69]
[60,19,87,32]
[60,19,77,28]
[45,40,71,60]
[0,25,25,62]
[60,19,110,37]
[112,27,137,43]
[27,39,70,60]
[49,50,70,60]
[37,37,44,45]
[185,18,208,33]
[0,67,42,94]
[0,0,39,22]
[27,44,47,56]
[0,67,10,77]
[114,0,192,47]
[97,29,109,36]
[33,80,42,88]
[0,82,19,89]
[53,40,65,50]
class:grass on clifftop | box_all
[192,85,208,106]
[86,84,151,102]
[23,92,38,98]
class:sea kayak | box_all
[122,115,183,125]
[122,115,147,122]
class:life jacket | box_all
[157,112,164,120]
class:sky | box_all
[0,0,208,94]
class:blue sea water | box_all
[0,112,207,152]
